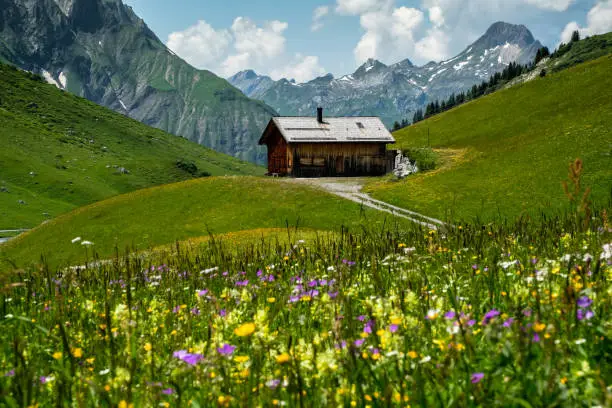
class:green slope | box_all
[0,177,410,269]
[0,62,264,230]
[0,0,276,164]
[366,55,612,221]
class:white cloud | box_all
[343,0,425,64]
[428,6,445,27]
[271,55,327,83]
[166,21,232,69]
[167,17,325,82]
[415,28,450,62]
[312,5,330,31]
[336,0,391,15]
[560,0,612,44]
[524,0,574,11]
[231,17,287,61]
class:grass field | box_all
[0,63,264,230]
[366,55,612,222]
[0,212,609,406]
[0,177,410,269]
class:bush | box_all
[175,158,198,176]
[402,147,439,171]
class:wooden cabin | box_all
[259,108,396,177]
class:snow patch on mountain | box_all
[454,61,469,71]
[58,72,67,88]
[41,70,61,88]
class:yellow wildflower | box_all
[408,351,418,359]
[234,323,256,337]
[267,297,276,303]
[234,355,250,363]
[72,348,83,358]
[52,352,62,360]
[533,323,546,332]
[276,353,291,364]
[144,343,152,352]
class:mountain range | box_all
[0,1,544,163]
[229,22,542,127]
[0,0,275,163]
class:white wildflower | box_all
[600,243,612,261]
[71,237,81,243]
[81,240,93,246]
[419,355,431,364]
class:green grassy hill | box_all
[0,177,409,269]
[0,63,264,229]
[367,55,612,221]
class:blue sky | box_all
[123,0,609,82]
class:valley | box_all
[0,1,610,406]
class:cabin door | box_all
[335,156,344,175]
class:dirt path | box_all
[286,178,445,230]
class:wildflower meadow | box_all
[1,214,610,407]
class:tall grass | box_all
[0,213,610,406]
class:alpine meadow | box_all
[0,1,610,407]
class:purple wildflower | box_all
[471,373,485,384]
[190,307,200,316]
[467,319,476,327]
[40,376,50,384]
[523,309,532,317]
[219,309,227,317]
[235,280,249,287]
[182,354,204,366]
[308,279,318,287]
[172,306,180,314]
[389,324,399,333]
[482,309,500,324]
[328,291,339,299]
[444,311,456,320]
[577,309,594,321]
[197,289,209,297]
[577,296,593,308]
[354,339,365,347]
[335,341,347,349]
[266,379,281,389]
[357,315,367,322]
[533,333,540,343]
[503,318,514,328]
[363,320,374,334]
[217,343,237,356]
[173,350,204,366]
[472,264,478,270]
[162,388,174,395]
[4,369,15,377]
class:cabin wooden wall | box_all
[265,130,289,175]
[289,143,387,177]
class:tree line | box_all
[392,31,582,131]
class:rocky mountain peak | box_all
[353,58,387,77]
[474,21,537,50]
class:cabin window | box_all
[356,122,365,129]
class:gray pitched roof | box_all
[264,116,395,144]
